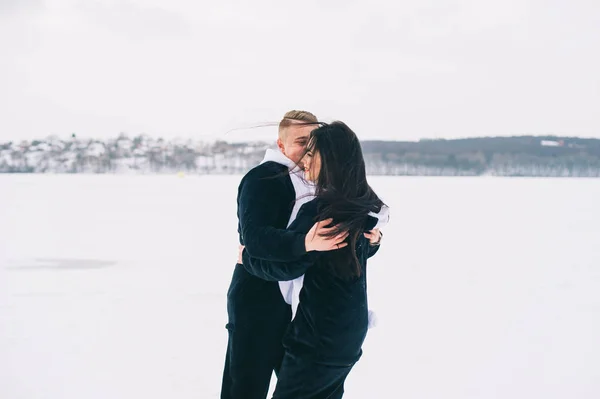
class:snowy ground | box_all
[1,174,599,399]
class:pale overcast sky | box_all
[1,0,599,142]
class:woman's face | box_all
[303,149,321,181]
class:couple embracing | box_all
[221,110,390,399]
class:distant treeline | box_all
[1,135,600,177]
[361,136,600,176]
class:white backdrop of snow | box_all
[1,175,599,398]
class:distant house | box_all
[541,140,564,147]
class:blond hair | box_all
[278,110,318,138]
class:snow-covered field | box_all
[1,174,599,399]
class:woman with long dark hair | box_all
[241,121,389,398]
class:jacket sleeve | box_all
[367,243,380,258]
[242,250,316,281]
[242,201,318,280]
[238,168,307,262]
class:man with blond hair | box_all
[221,111,346,399]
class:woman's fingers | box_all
[364,232,376,241]
[336,231,349,240]
[364,230,381,244]
[318,225,339,235]
[329,232,349,250]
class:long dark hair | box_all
[305,121,385,279]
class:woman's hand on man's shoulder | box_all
[364,228,382,246]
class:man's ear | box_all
[276,138,285,155]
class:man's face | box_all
[277,123,315,165]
